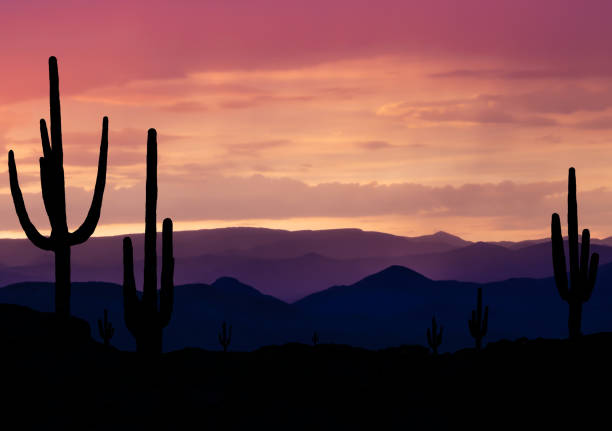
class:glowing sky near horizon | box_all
[3,0,612,241]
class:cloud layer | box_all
[2,1,612,240]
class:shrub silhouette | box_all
[426,316,443,355]
[468,288,488,350]
[219,321,232,352]
[97,309,114,347]
[122,129,174,355]
[551,167,599,339]
[7,57,108,317]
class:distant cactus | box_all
[468,288,488,350]
[551,167,599,339]
[8,57,108,317]
[426,316,443,355]
[219,321,232,352]
[97,309,114,347]
[312,331,319,346]
[122,129,174,355]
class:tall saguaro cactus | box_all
[551,167,599,339]
[468,288,488,350]
[8,56,108,317]
[123,129,174,355]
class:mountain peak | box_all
[417,231,470,246]
[356,265,432,288]
[432,230,452,237]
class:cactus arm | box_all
[580,228,590,284]
[38,157,58,229]
[38,121,56,225]
[8,151,54,250]
[551,213,569,301]
[583,253,599,302]
[40,119,51,158]
[159,218,174,328]
[69,117,109,246]
[122,237,139,335]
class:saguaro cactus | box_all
[426,316,443,355]
[123,129,174,355]
[8,57,108,317]
[551,167,599,339]
[218,321,232,352]
[97,309,115,347]
[468,288,488,350]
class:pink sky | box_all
[3,0,612,240]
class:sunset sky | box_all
[3,0,612,240]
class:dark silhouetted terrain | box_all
[0,303,608,429]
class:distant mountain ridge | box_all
[2,226,612,301]
[2,262,612,352]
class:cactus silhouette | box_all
[7,57,108,317]
[551,167,599,339]
[122,129,174,355]
[219,321,232,352]
[426,316,443,355]
[97,309,114,347]
[312,331,319,346]
[468,288,488,350]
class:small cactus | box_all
[97,309,114,347]
[219,321,232,352]
[468,288,488,350]
[312,331,319,346]
[426,316,443,355]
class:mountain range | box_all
[2,227,612,301]
[2,262,612,352]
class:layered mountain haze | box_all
[3,261,612,352]
[1,227,611,301]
